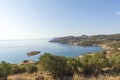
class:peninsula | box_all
[50,34,120,46]
[50,33,120,57]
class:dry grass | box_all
[8,72,120,80]
[73,74,120,80]
[7,72,55,80]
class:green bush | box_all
[25,64,38,73]
[0,61,12,77]
[79,53,109,75]
[109,54,120,73]
[11,65,26,74]
[39,53,80,79]
[1,52,120,78]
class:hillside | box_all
[49,34,120,46]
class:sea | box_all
[0,39,104,63]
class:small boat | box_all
[27,51,40,56]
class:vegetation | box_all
[39,53,79,79]
[109,53,120,73]
[0,51,120,80]
[0,62,38,79]
[79,53,109,75]
[0,61,11,77]
[25,64,38,73]
[0,51,120,79]
[38,52,120,79]
[11,65,26,74]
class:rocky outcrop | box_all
[17,60,34,65]
[27,51,40,56]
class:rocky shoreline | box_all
[50,34,120,58]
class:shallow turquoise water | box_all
[0,39,104,63]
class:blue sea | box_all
[0,39,104,63]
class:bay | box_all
[0,39,104,63]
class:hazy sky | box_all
[0,0,120,39]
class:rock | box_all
[27,51,40,56]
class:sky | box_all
[0,0,120,39]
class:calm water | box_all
[0,39,104,63]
